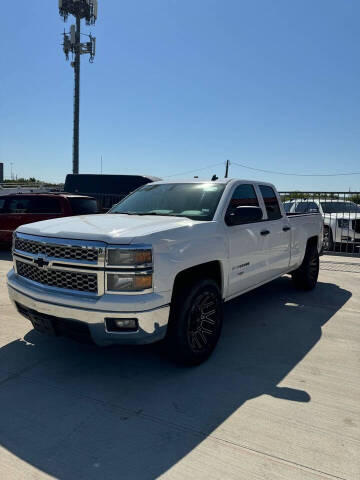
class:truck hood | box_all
[17,214,195,244]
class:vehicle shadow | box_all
[0,278,351,479]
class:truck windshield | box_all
[108,183,226,221]
[320,202,360,214]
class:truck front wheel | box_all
[165,278,223,365]
[291,244,319,291]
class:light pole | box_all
[59,1,98,174]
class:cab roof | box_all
[151,178,275,187]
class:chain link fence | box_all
[279,192,360,256]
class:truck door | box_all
[257,185,291,277]
[225,184,269,297]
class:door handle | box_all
[283,226,291,232]
[261,230,270,236]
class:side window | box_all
[295,202,309,213]
[283,202,294,213]
[30,197,62,214]
[227,184,260,212]
[294,202,319,214]
[259,185,282,220]
[0,199,5,212]
[7,197,32,213]
[308,202,319,213]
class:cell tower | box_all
[59,0,98,174]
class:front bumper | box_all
[7,271,170,346]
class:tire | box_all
[323,226,334,251]
[165,278,223,365]
[292,243,319,291]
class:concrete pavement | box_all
[0,250,359,479]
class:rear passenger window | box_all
[8,197,32,213]
[294,202,309,213]
[294,202,319,214]
[259,185,282,220]
[68,197,99,215]
[31,197,62,214]
[227,184,260,211]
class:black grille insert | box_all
[15,237,99,263]
[16,260,98,294]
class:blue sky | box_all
[1,0,359,190]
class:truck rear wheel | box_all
[165,278,223,365]
[291,244,319,291]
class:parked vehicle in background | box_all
[8,179,323,364]
[284,199,360,251]
[0,184,60,196]
[0,194,98,246]
[64,174,161,212]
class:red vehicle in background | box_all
[0,193,99,246]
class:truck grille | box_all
[352,220,360,234]
[15,237,99,263]
[16,261,98,294]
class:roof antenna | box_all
[211,174,219,181]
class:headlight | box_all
[338,219,350,229]
[105,246,153,293]
[106,247,152,266]
[106,273,152,292]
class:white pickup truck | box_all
[7,179,323,364]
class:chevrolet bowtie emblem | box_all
[34,257,50,269]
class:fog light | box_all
[105,318,138,332]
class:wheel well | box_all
[172,261,223,298]
[307,236,319,249]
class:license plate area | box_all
[15,302,93,343]
[30,314,56,336]
[16,303,56,336]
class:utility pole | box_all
[59,1,98,175]
[225,159,230,178]
[73,15,81,174]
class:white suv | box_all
[284,199,360,250]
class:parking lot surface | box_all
[0,250,359,479]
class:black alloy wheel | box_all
[166,278,223,365]
[187,290,219,353]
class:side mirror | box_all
[225,206,263,226]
